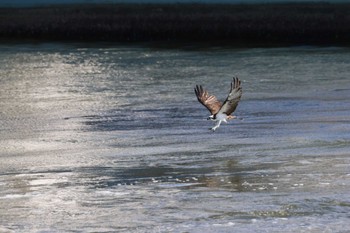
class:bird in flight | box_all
[194,77,242,131]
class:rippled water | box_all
[0,43,350,232]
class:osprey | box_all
[194,77,242,131]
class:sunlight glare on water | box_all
[0,43,350,232]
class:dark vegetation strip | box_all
[1,3,350,46]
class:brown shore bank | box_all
[1,3,350,46]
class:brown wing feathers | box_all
[194,85,222,115]
[195,77,242,116]
[219,77,242,116]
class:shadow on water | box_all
[74,158,280,192]
[65,106,200,131]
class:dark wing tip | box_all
[232,76,241,86]
[230,76,242,92]
[195,84,204,91]
[194,85,199,91]
[195,85,205,98]
[194,85,199,92]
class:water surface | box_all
[0,43,350,232]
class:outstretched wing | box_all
[218,77,242,116]
[194,85,222,115]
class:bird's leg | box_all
[210,120,222,131]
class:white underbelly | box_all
[216,113,227,122]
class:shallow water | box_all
[0,43,350,232]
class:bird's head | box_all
[207,115,215,121]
